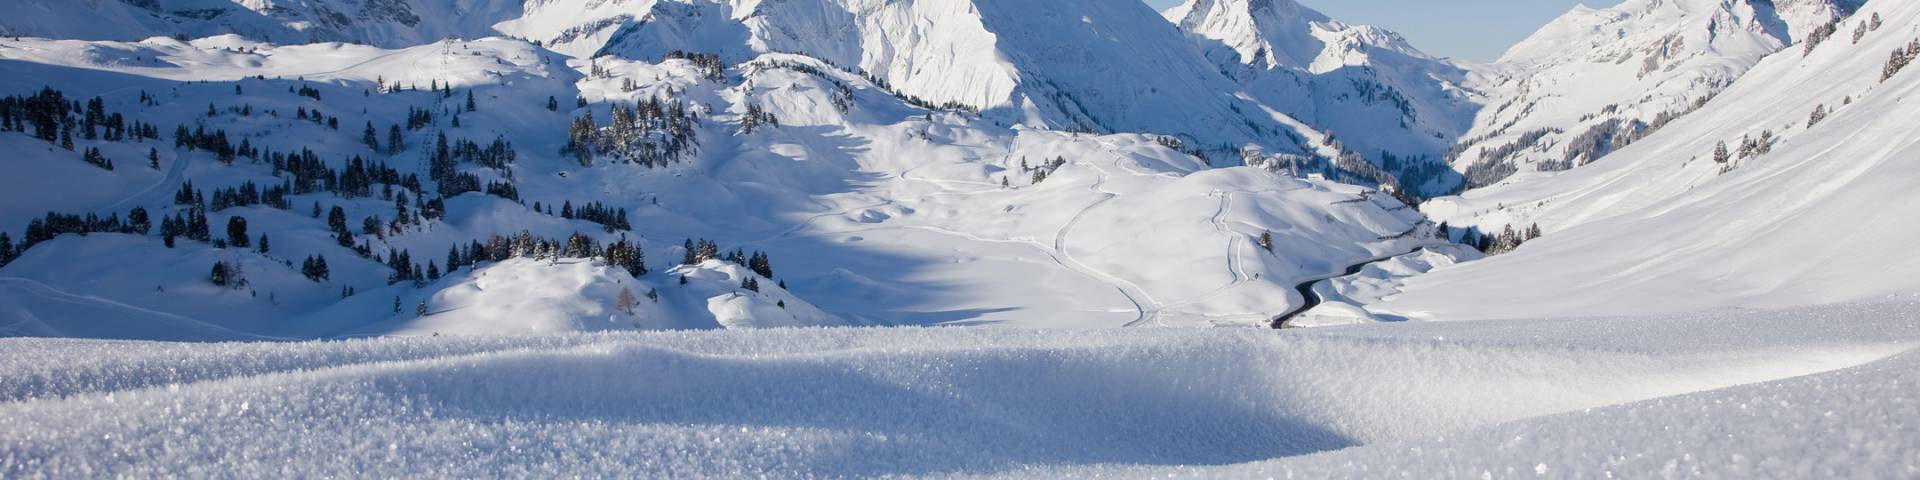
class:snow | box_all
[1,298,1915,477]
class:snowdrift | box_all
[1,298,1915,477]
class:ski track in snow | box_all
[1053,160,1155,327]
[0,277,266,340]
[103,141,189,212]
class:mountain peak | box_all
[1167,0,1428,74]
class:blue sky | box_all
[1144,0,1624,62]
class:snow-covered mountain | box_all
[0,0,526,47]
[1165,0,1482,195]
[1354,0,1918,321]
[1,0,1339,159]
[1444,0,1862,191]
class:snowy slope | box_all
[1373,0,1920,321]
[1446,0,1860,191]
[1,298,1914,477]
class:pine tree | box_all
[302,255,331,282]
[546,96,559,112]
[0,233,14,267]
[328,206,353,247]
[465,90,476,112]
[257,233,269,254]
[210,262,230,287]
[417,300,429,317]
[1258,231,1274,253]
[227,216,249,248]
[128,207,151,235]
[1712,141,1731,164]
[748,251,773,279]
[387,125,403,154]
[363,122,380,151]
[1808,104,1828,128]
[148,148,159,170]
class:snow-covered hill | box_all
[1368,0,1920,321]
[1445,0,1861,191]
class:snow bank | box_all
[2,299,1914,477]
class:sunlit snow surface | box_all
[3,299,1915,477]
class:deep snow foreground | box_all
[3,299,1916,477]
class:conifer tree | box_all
[128,207,151,235]
[387,125,403,154]
[0,233,14,267]
[226,216,249,248]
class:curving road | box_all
[1269,247,1427,329]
